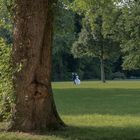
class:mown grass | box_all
[0,80,140,140]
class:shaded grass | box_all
[0,80,140,140]
[1,126,140,140]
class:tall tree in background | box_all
[103,0,140,70]
[9,0,65,131]
[72,18,120,82]
[71,0,120,82]
[120,0,140,70]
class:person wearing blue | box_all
[72,72,76,84]
[72,73,80,85]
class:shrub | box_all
[112,71,126,80]
[0,38,14,121]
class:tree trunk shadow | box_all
[1,123,140,140]
[40,125,140,140]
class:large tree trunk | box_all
[8,0,65,131]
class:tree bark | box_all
[8,0,65,131]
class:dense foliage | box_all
[0,38,13,121]
[0,0,14,121]
[52,1,76,80]
[120,1,140,70]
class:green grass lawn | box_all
[1,80,140,140]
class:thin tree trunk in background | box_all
[58,57,63,80]
[8,0,65,131]
[100,46,105,83]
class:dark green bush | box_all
[112,71,126,80]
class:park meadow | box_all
[0,0,140,139]
[0,80,140,140]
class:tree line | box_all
[1,0,140,83]
[53,0,140,82]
